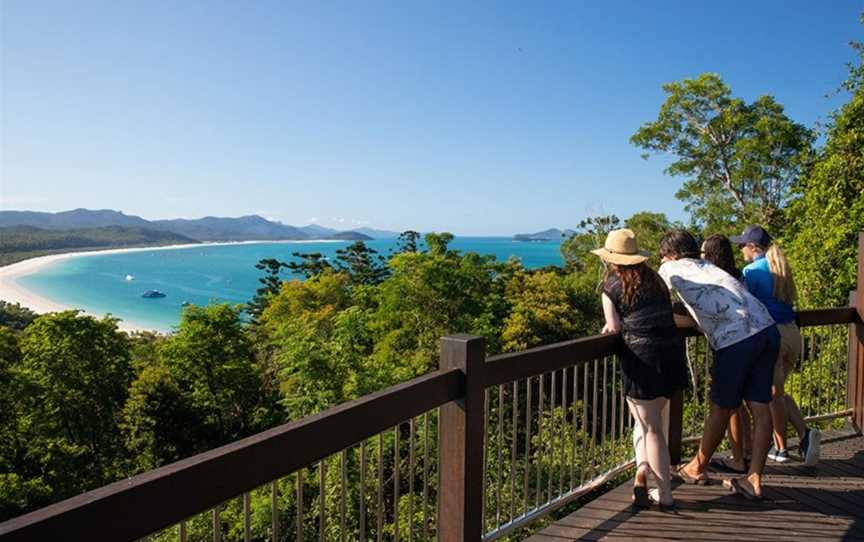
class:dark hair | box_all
[702,234,740,279]
[659,229,700,259]
[604,262,667,307]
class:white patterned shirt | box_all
[658,258,775,351]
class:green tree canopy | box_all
[788,33,864,307]
[160,304,273,445]
[631,73,813,233]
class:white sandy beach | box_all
[0,239,347,333]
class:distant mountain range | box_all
[513,228,576,241]
[0,209,398,242]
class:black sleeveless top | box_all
[603,271,688,400]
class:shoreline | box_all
[0,239,348,333]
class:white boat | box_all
[125,274,135,281]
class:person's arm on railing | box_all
[672,301,698,328]
[601,293,622,335]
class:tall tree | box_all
[631,73,813,232]
[248,258,290,320]
[286,252,333,279]
[424,232,455,256]
[788,29,864,307]
[560,215,620,271]
[335,241,390,285]
[394,230,421,254]
[11,312,133,507]
[159,304,272,445]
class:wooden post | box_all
[667,389,684,465]
[849,231,864,433]
[438,335,485,542]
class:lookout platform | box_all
[528,429,864,542]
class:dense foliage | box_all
[0,225,197,265]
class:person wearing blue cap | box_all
[732,225,821,466]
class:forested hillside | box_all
[0,226,198,265]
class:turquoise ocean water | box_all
[18,237,565,332]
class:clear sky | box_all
[1,1,861,235]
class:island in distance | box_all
[513,228,576,241]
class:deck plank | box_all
[526,429,864,542]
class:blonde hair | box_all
[765,243,797,306]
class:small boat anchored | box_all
[141,290,167,299]
[125,274,135,281]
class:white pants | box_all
[627,396,672,504]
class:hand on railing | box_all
[601,322,620,335]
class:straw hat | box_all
[590,228,649,265]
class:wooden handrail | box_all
[0,368,464,542]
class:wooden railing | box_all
[1,233,862,542]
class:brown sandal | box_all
[674,465,709,485]
[725,477,763,501]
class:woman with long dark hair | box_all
[700,234,750,473]
[593,228,687,510]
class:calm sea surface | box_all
[19,237,565,331]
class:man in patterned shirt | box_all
[658,230,779,500]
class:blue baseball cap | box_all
[730,225,772,247]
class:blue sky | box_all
[1,1,861,235]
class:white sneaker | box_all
[767,446,791,463]
[802,428,821,466]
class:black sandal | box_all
[632,485,651,509]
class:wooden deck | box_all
[527,429,864,541]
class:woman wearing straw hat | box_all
[593,228,688,510]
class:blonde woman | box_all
[593,229,688,510]
[732,225,820,465]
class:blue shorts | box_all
[710,325,780,409]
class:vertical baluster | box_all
[804,328,812,417]
[297,471,303,542]
[482,389,489,532]
[611,358,618,455]
[272,481,279,542]
[377,433,384,542]
[360,441,367,541]
[510,380,518,522]
[560,368,567,495]
[179,521,187,542]
[319,462,326,542]
[619,356,626,442]
[591,359,599,479]
[496,384,504,528]
[798,331,805,416]
[243,493,251,542]
[581,362,588,486]
[602,357,609,469]
[212,506,221,542]
[536,374,545,507]
[818,329,825,416]
[523,376,532,516]
[394,425,401,542]
[340,450,347,542]
[422,413,429,541]
[548,371,556,502]
[570,365,577,489]
[409,418,415,542]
